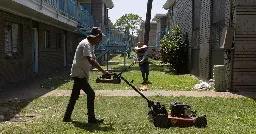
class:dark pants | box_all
[139,61,149,81]
[64,77,96,119]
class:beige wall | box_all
[138,22,157,49]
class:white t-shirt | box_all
[70,39,95,80]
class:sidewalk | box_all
[41,89,256,99]
[1,88,256,101]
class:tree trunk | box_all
[143,0,153,46]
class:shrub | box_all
[160,25,189,74]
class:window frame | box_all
[4,22,23,60]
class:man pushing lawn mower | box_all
[63,27,108,124]
[63,27,207,128]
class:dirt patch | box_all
[9,115,40,122]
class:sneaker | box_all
[142,80,151,84]
[88,118,104,124]
[63,117,72,122]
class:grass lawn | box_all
[41,54,199,91]
[0,96,255,133]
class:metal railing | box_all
[42,0,93,28]
[42,0,129,54]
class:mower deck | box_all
[168,115,196,127]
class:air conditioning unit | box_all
[213,65,226,92]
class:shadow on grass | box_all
[72,121,115,132]
[229,91,256,101]
[0,68,69,122]
[0,99,34,122]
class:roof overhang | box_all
[104,0,114,9]
[152,14,166,21]
[163,0,176,10]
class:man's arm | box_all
[86,56,108,75]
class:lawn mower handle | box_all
[120,76,154,107]
[110,60,154,107]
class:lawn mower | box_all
[99,61,207,128]
[95,73,121,84]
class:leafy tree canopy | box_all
[114,13,144,36]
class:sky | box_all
[108,0,167,24]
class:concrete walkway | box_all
[1,87,256,101]
[41,89,256,99]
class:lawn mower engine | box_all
[147,101,171,128]
[96,73,121,84]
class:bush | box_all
[160,25,189,74]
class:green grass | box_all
[0,96,255,133]
[41,54,199,91]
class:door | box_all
[32,28,39,73]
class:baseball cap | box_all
[87,27,105,38]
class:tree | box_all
[114,13,143,35]
[143,0,153,45]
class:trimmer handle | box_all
[117,60,137,77]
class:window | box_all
[44,30,50,48]
[5,22,23,59]
[56,33,62,49]
[169,6,174,17]
[169,3,175,18]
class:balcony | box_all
[0,0,130,58]
[0,0,95,32]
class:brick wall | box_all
[67,32,81,65]
[38,23,65,73]
[138,22,157,48]
[148,22,157,48]
[232,0,256,91]
[0,10,82,86]
[0,10,33,85]
[198,0,212,79]
[191,0,201,75]
[38,23,81,73]
[169,0,192,44]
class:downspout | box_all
[229,0,234,91]
[190,0,194,74]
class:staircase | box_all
[95,28,130,60]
